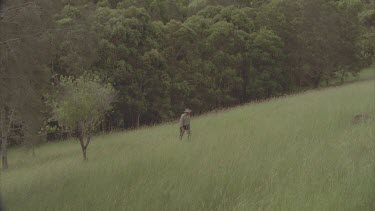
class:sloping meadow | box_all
[2,81,374,211]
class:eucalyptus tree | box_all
[0,0,53,169]
[94,6,171,127]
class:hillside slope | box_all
[2,80,375,211]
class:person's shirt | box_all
[179,113,190,126]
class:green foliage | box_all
[4,0,372,131]
[248,28,285,98]
[55,5,81,27]
[359,3,375,64]
[50,75,115,133]
[44,125,59,134]
[92,6,170,126]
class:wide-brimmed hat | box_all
[184,108,192,113]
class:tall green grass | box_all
[1,80,375,211]
[358,66,375,81]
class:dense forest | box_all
[1,0,374,147]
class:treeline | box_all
[1,0,375,145]
[52,0,374,128]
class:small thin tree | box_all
[49,75,115,160]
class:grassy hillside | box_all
[1,80,375,211]
[322,65,375,87]
[358,66,375,81]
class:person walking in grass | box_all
[179,109,192,140]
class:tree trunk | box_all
[134,113,140,129]
[1,136,8,170]
[122,114,127,129]
[313,75,321,88]
[136,113,140,128]
[78,131,87,160]
[340,71,346,84]
[242,81,247,103]
[32,143,36,157]
[82,147,87,160]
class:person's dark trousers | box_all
[179,125,191,140]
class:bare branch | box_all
[84,133,91,149]
[0,20,22,28]
[0,25,86,45]
[1,2,38,15]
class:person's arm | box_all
[179,115,184,127]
